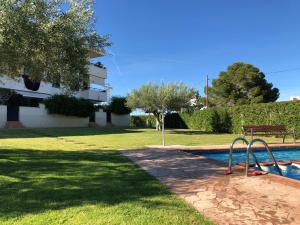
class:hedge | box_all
[180,108,231,133]
[165,113,188,128]
[130,101,300,134]
[44,95,94,117]
[130,115,156,128]
[130,113,187,128]
[106,96,131,115]
[229,101,300,133]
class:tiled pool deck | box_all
[122,144,300,225]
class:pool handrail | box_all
[228,137,262,173]
[245,138,283,176]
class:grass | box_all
[0,127,289,224]
[0,127,288,150]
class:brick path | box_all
[122,148,300,225]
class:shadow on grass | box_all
[0,127,142,139]
[0,148,172,219]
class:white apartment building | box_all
[0,52,121,128]
[290,96,300,101]
[0,64,109,103]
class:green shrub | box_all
[179,109,222,132]
[229,101,300,133]
[106,96,131,115]
[130,113,188,129]
[215,108,232,133]
[165,113,188,129]
[180,102,300,134]
[130,115,156,128]
[44,95,94,117]
[130,102,300,134]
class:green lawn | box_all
[0,128,288,224]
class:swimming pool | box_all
[194,148,300,180]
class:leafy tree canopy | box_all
[106,96,132,115]
[0,0,110,91]
[126,82,196,130]
[208,62,279,106]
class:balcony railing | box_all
[78,89,107,102]
[88,64,107,79]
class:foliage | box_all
[130,115,156,128]
[126,82,196,130]
[216,108,232,133]
[208,62,279,106]
[229,101,300,133]
[0,0,110,91]
[106,96,131,115]
[182,101,300,134]
[44,95,94,117]
[130,113,187,129]
[180,108,231,133]
[164,113,188,129]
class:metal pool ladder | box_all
[228,137,282,176]
[228,137,262,174]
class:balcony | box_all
[88,64,107,79]
[78,89,107,102]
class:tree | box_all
[106,96,132,115]
[208,62,279,106]
[0,0,110,91]
[126,82,196,145]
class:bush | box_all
[130,110,228,132]
[130,113,188,129]
[216,108,232,133]
[130,101,300,134]
[179,109,228,132]
[44,95,94,117]
[164,113,188,129]
[130,115,156,128]
[229,101,300,133]
[106,97,131,115]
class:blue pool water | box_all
[196,148,300,180]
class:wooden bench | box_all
[242,125,296,143]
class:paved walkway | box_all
[122,148,300,225]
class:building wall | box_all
[88,65,107,79]
[78,89,107,102]
[290,96,300,101]
[19,104,89,128]
[0,105,7,128]
[0,104,129,128]
[95,109,107,126]
[90,75,105,86]
[0,64,108,102]
[111,113,130,127]
[0,76,60,96]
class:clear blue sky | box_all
[93,0,300,101]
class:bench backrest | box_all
[242,125,287,133]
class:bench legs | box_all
[293,129,296,144]
[242,132,247,145]
[282,132,296,144]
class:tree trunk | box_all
[156,119,161,131]
[153,112,162,131]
